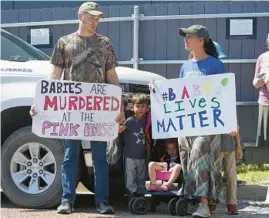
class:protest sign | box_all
[150,73,237,139]
[32,80,122,141]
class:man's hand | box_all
[116,102,125,124]
[105,68,125,124]
[236,146,243,159]
[116,110,125,124]
[29,105,37,117]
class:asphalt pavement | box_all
[1,193,269,218]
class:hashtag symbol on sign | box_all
[162,92,168,101]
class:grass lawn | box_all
[237,164,269,185]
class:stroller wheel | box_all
[128,197,137,213]
[175,198,188,216]
[131,197,150,215]
[168,198,178,215]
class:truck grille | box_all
[120,83,150,94]
[120,83,150,111]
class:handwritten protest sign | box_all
[150,73,237,139]
[32,80,122,141]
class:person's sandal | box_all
[158,184,170,192]
[147,184,158,191]
[227,204,238,215]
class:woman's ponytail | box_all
[204,38,219,59]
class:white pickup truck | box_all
[1,29,165,208]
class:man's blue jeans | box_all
[61,139,109,206]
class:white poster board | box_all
[150,73,237,139]
[32,80,122,141]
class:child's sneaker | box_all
[147,184,158,191]
[227,204,238,215]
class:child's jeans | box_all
[221,151,237,205]
[124,157,146,194]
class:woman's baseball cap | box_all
[178,25,210,42]
[78,2,104,18]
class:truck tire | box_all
[1,126,63,208]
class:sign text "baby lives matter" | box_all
[150,73,237,139]
[32,80,122,141]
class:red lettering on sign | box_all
[79,96,86,110]
[103,96,110,111]
[44,96,58,110]
[181,86,190,99]
[111,97,119,111]
[69,123,79,136]
[42,121,51,134]
[59,123,69,136]
[68,96,78,110]
[93,96,103,110]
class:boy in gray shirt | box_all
[218,125,242,215]
[119,94,149,199]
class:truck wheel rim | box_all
[10,142,57,194]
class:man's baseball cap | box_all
[78,2,104,18]
[178,25,210,42]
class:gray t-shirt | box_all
[220,134,236,152]
[123,116,146,159]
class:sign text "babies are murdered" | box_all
[32,80,122,141]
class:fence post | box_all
[132,5,139,69]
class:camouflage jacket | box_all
[50,32,117,83]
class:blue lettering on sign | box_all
[187,113,196,128]
[157,119,165,133]
[213,109,224,127]
[167,118,177,132]
[199,110,209,127]
[175,115,185,130]
[168,88,176,101]
[156,109,225,134]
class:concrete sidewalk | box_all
[223,184,269,202]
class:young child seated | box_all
[147,139,181,192]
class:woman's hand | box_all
[148,80,156,93]
[253,77,265,89]
[228,131,238,137]
[264,73,269,85]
